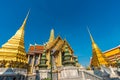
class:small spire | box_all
[87,27,95,43]
[20,10,30,30]
[48,29,55,43]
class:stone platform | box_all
[0,68,27,80]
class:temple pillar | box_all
[28,55,30,63]
[46,51,50,68]
[71,55,73,62]
[58,51,62,67]
[36,54,41,70]
[31,55,35,73]
[32,55,35,66]
[38,54,41,65]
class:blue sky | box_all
[0,0,120,66]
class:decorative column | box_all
[74,56,79,66]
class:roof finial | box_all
[20,9,30,30]
[48,29,55,43]
[87,27,95,43]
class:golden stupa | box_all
[88,29,110,67]
[0,12,29,68]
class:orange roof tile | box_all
[35,45,44,50]
[29,46,34,51]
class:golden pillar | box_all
[28,55,30,63]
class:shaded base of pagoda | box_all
[63,61,75,66]
[39,64,48,69]
[0,60,28,69]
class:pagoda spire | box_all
[2,11,29,50]
[87,28,95,44]
[19,10,30,30]
[48,29,55,43]
[87,28,100,49]
[87,28,109,67]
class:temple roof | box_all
[35,45,44,51]
[29,46,34,51]
[103,45,120,53]
[28,43,44,55]
[29,45,44,51]
[28,29,74,55]
[46,36,73,53]
[46,36,61,50]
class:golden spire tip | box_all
[87,27,94,43]
[25,9,30,20]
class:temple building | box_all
[88,29,110,68]
[103,45,120,66]
[0,11,117,79]
[27,29,80,72]
[88,29,120,68]
[0,12,29,79]
[27,44,44,72]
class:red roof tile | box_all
[29,46,34,51]
[35,45,44,50]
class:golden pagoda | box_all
[0,12,29,68]
[88,29,109,67]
